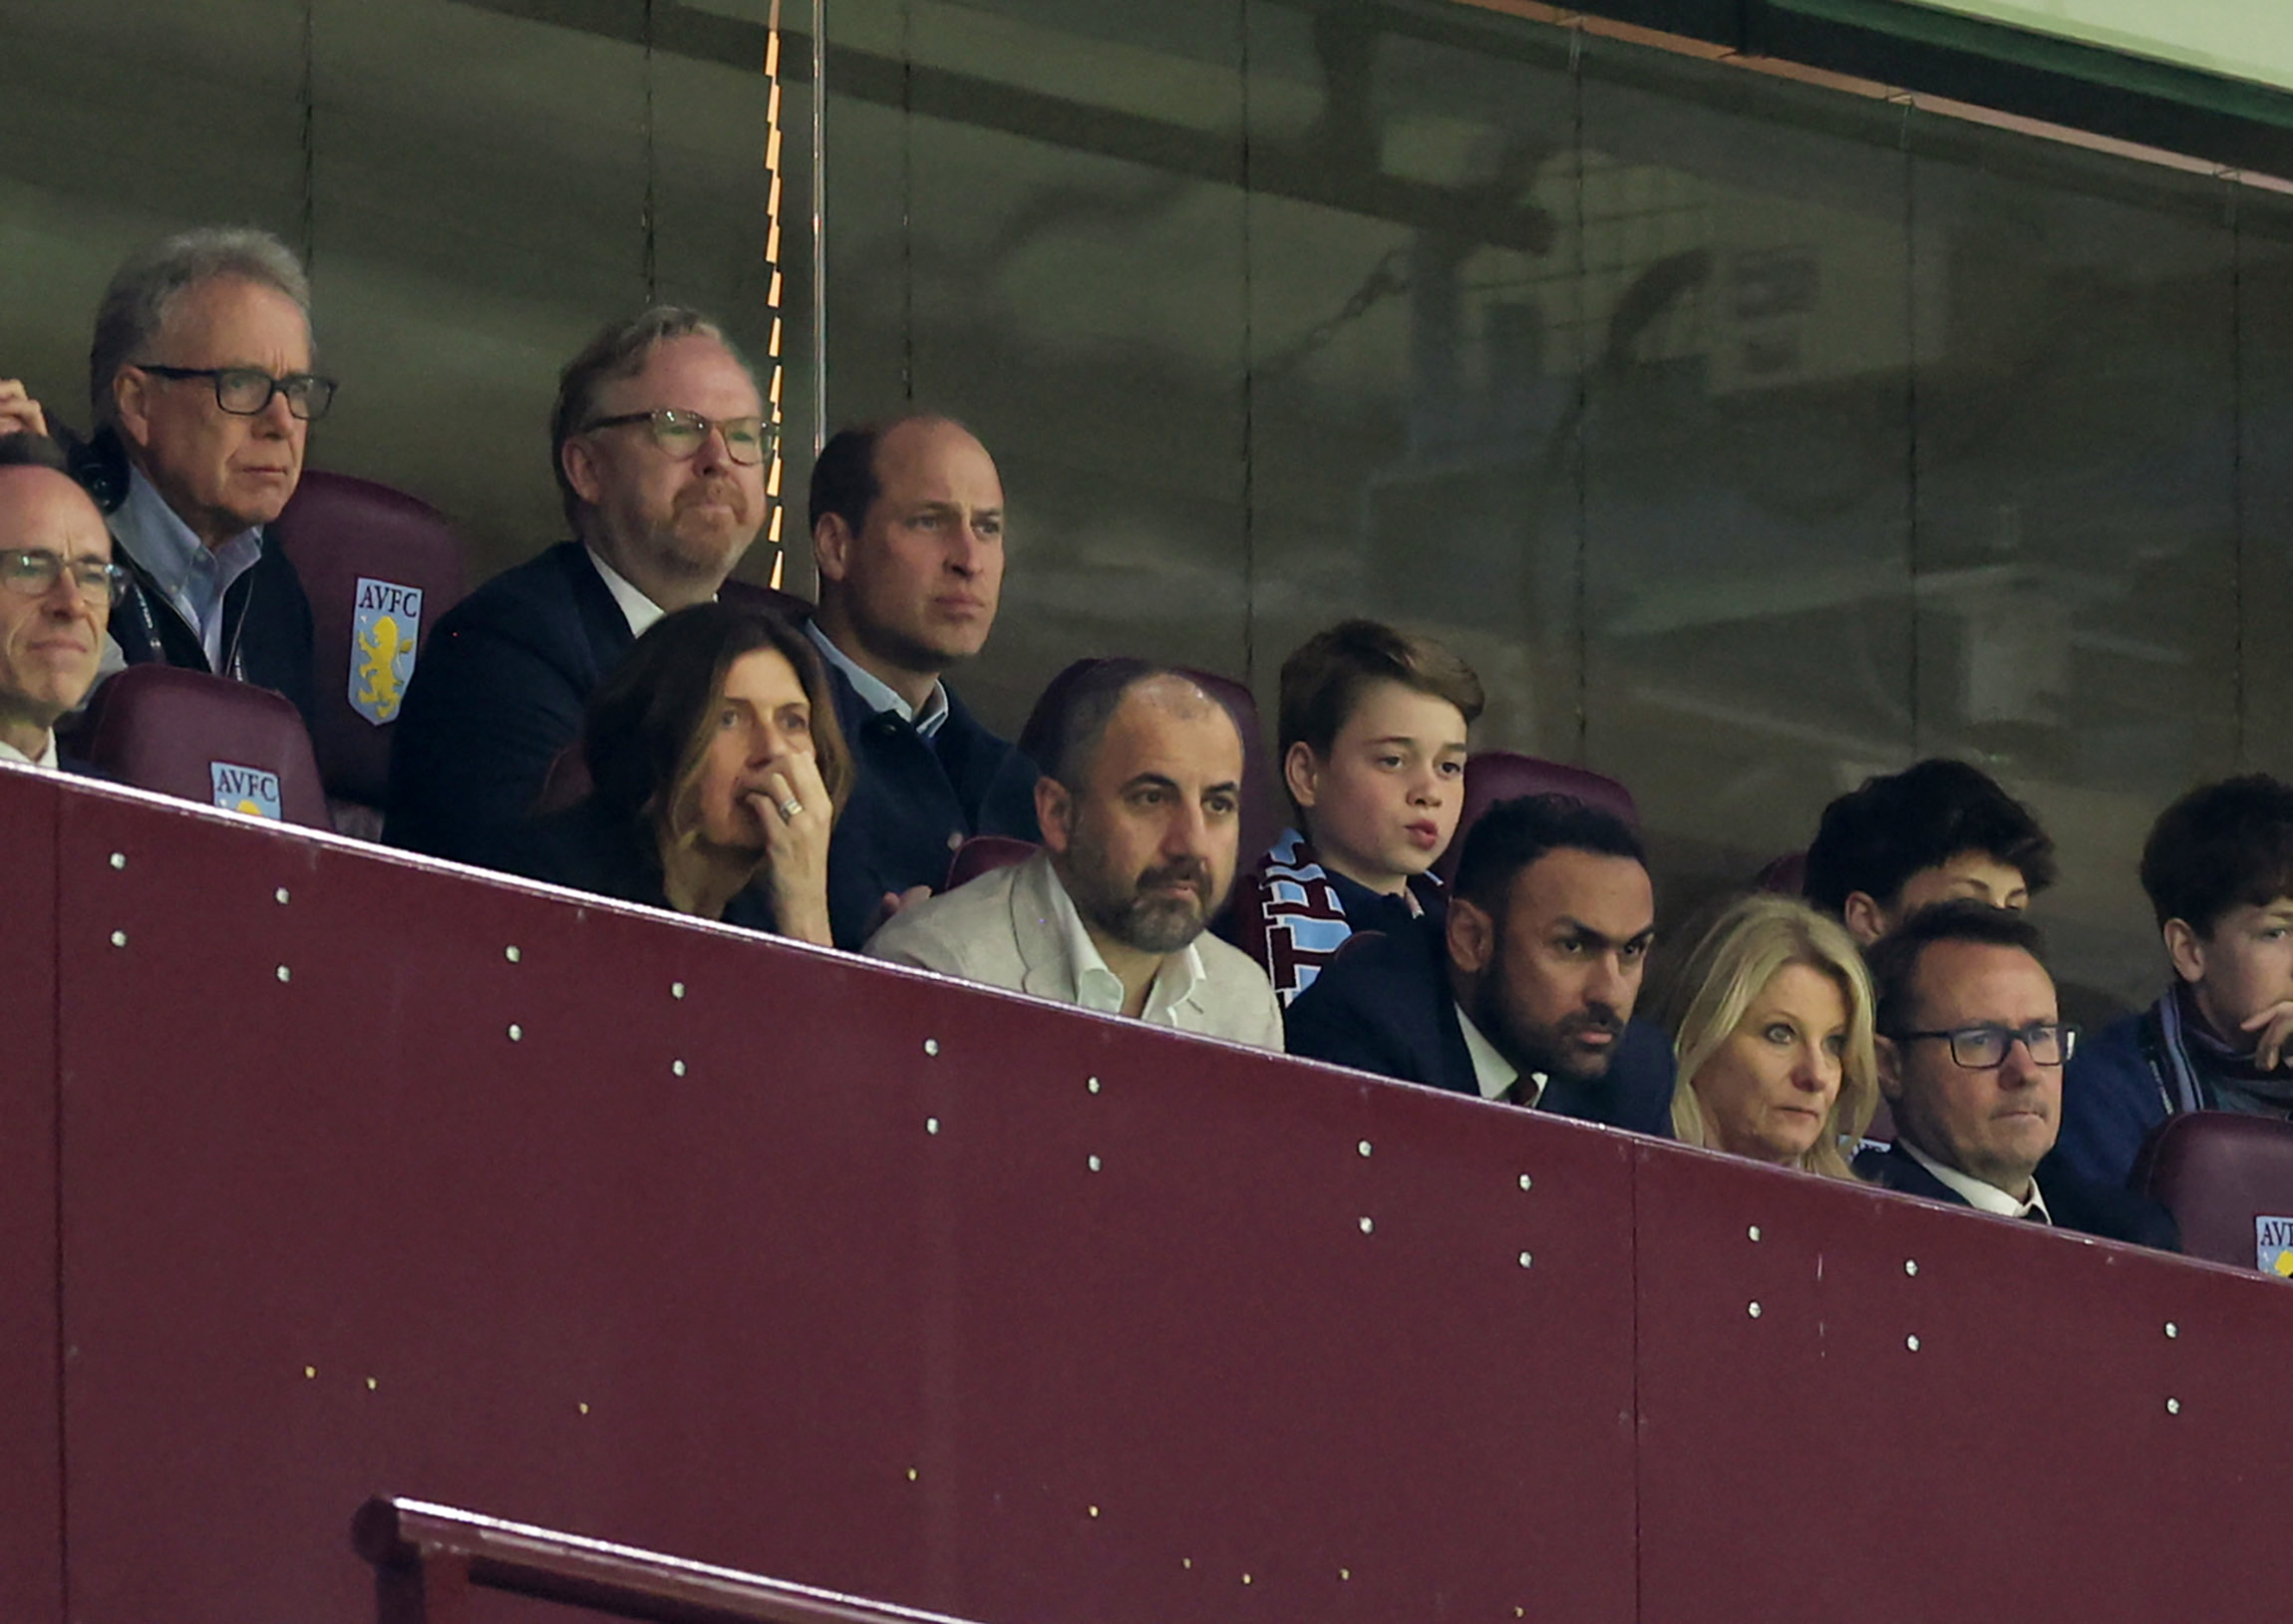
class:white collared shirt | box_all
[110,468,263,670]
[585,547,672,639]
[0,733,59,770]
[1902,1139,2053,1223]
[1042,856,1205,1026]
[805,619,950,738]
[1457,1003,1547,1107]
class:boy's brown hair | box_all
[1277,619,1483,821]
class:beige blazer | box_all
[864,851,1285,1052]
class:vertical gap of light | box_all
[1240,0,1255,693]
[1902,96,1921,759]
[643,0,658,303]
[766,0,789,587]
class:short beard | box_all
[1068,853,1217,956]
[1473,940,1624,1085]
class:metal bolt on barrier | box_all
[672,981,686,999]
[578,1402,590,1415]
[2167,1398,2181,1415]
[1518,1173,1533,1191]
[1748,1301,1762,1318]
[1906,1335,1921,1352]
[1905,1259,1919,1277]
[1518,1251,1533,1269]
[1087,1076,1101,1094]
[504,945,521,963]
[507,1024,522,1042]
[275,887,289,904]
[2165,1322,2179,1339]
[109,929,126,948]
[1358,1139,1373,1157]
[927,1118,940,1136]
[109,851,125,869]
[671,1060,687,1078]
[1748,1225,1761,1242]
[1359,1215,1375,1234]
[275,965,291,983]
[923,1038,939,1057]
[1087,1153,1101,1171]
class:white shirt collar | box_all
[1457,1003,1545,1106]
[585,547,672,638]
[805,619,950,738]
[1901,1139,2051,1223]
[0,733,60,770]
[1041,856,1204,1023]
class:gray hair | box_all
[549,307,758,529]
[88,227,312,429]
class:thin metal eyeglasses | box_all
[136,364,337,421]
[582,408,772,467]
[1891,1022,2078,1069]
[0,549,135,607]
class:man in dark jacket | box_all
[2057,777,2293,1188]
[1284,793,1674,1137]
[84,227,325,725]
[804,416,1039,948]
[386,308,768,861]
[1854,900,2178,1250]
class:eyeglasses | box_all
[1891,1022,2078,1070]
[582,408,772,467]
[136,364,337,422]
[0,548,134,606]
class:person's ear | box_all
[813,513,853,586]
[1282,741,1321,814]
[561,433,605,509]
[1874,1034,1905,1104]
[1841,891,1889,947]
[1035,776,1073,858]
[2163,918,2206,986]
[1448,895,1494,978]
[113,369,154,453]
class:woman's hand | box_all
[0,380,49,440]
[748,747,835,946]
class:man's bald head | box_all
[0,466,115,750]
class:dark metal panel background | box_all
[1632,1138,2293,1624]
[48,779,1639,1624]
[0,771,62,1623]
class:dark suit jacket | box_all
[1852,1141,2180,1251]
[1282,914,1675,1137]
[110,530,318,728]
[385,542,632,862]
[486,798,779,933]
[816,641,1041,950]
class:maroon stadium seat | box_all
[1020,659,1277,872]
[945,834,1040,890]
[81,664,330,829]
[1756,849,1807,895]
[269,471,468,812]
[2130,1111,2293,1273]
[1432,751,1639,886]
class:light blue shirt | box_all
[109,468,264,671]
[805,619,949,739]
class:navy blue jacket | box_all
[818,646,1041,950]
[1281,913,1676,1137]
[486,798,779,933]
[2055,1009,2171,1191]
[110,529,317,729]
[385,542,632,863]
[1853,1141,2179,1251]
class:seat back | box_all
[82,664,330,828]
[1756,849,1807,895]
[1020,659,1278,869]
[718,576,817,623]
[945,834,1040,891]
[269,471,469,808]
[2130,1112,2293,1273]
[1432,752,1640,885]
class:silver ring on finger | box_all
[778,796,804,822]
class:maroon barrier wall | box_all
[4,765,2291,1623]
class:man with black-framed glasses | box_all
[0,460,123,771]
[83,226,323,725]
[1855,900,2177,1249]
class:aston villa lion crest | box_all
[2257,1216,2293,1278]
[352,576,423,725]
[210,762,283,820]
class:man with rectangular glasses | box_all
[386,307,770,863]
[0,454,125,771]
[1855,899,2177,1248]
[85,227,326,725]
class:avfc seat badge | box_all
[352,576,424,725]
[2258,1216,2293,1278]
[210,762,283,820]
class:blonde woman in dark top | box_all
[1657,893,1878,1179]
